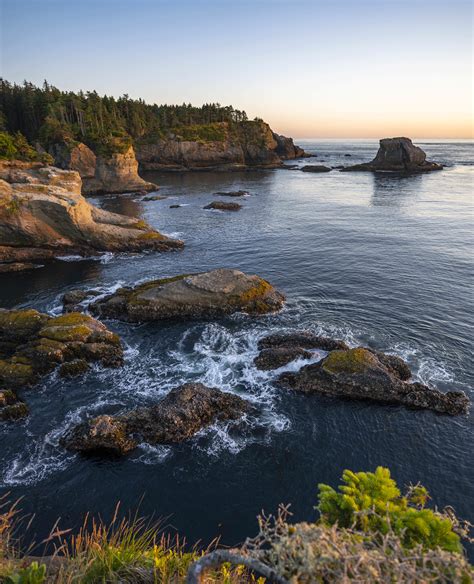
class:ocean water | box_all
[0,139,473,553]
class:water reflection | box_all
[92,194,144,218]
[370,172,424,207]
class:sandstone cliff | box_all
[52,143,157,194]
[135,121,306,171]
[0,161,182,271]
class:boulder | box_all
[301,165,332,173]
[204,201,242,211]
[142,195,167,201]
[272,133,308,160]
[62,383,251,455]
[90,269,285,322]
[278,347,469,415]
[0,161,183,270]
[62,289,100,313]
[0,309,123,388]
[342,138,442,172]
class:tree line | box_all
[0,79,250,155]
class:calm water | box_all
[1,139,473,553]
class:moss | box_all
[322,348,377,375]
[59,359,90,378]
[47,313,95,327]
[137,231,165,241]
[132,219,150,231]
[238,279,273,304]
[39,324,93,343]
[0,309,48,339]
[0,359,35,387]
[0,389,17,406]
[173,122,227,142]
[0,401,29,421]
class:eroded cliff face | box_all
[135,121,306,171]
[52,143,157,195]
[0,161,182,271]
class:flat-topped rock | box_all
[278,347,469,415]
[61,382,251,456]
[204,201,242,211]
[215,190,249,197]
[90,268,285,322]
[301,165,332,173]
[342,137,442,173]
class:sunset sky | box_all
[1,0,472,139]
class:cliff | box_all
[0,161,182,272]
[135,121,306,172]
[51,143,157,194]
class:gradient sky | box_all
[1,0,472,138]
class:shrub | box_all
[318,466,463,553]
[0,132,18,159]
[6,561,46,584]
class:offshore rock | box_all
[62,383,251,455]
[0,161,183,270]
[90,268,285,322]
[342,138,443,172]
[204,201,242,211]
[0,389,29,421]
[301,165,332,173]
[278,347,469,415]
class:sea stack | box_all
[342,137,443,172]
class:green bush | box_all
[317,466,462,553]
[173,123,227,142]
[0,132,18,160]
[6,562,46,584]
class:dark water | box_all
[1,139,473,553]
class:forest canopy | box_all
[0,79,251,156]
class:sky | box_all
[1,0,473,139]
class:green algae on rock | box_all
[0,308,123,399]
[90,268,285,322]
[278,346,469,416]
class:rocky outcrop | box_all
[0,309,123,391]
[135,121,306,171]
[273,134,308,160]
[342,138,442,173]
[204,201,242,211]
[278,347,469,415]
[0,161,183,270]
[90,269,285,322]
[52,142,157,195]
[254,347,313,371]
[61,383,251,455]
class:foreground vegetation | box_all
[1,468,471,583]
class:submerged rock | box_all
[204,201,242,211]
[90,268,285,322]
[215,190,249,197]
[0,161,183,271]
[301,165,332,173]
[342,138,442,173]
[278,347,469,415]
[0,309,123,389]
[62,383,251,455]
[142,195,167,201]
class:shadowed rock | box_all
[0,389,29,421]
[254,347,313,371]
[61,383,251,456]
[258,332,349,352]
[204,201,242,211]
[278,347,469,415]
[62,289,100,313]
[90,269,285,322]
[215,190,249,197]
[301,165,332,173]
[342,138,442,173]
